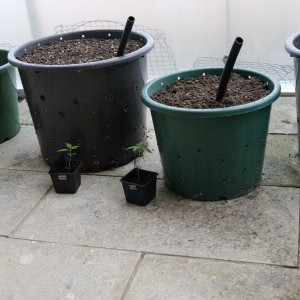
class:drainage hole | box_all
[222,179,226,184]
[105,95,113,102]
[40,95,46,101]
[48,136,54,143]
[240,187,245,192]
[123,104,129,112]
[73,99,80,104]
[243,168,247,172]
[88,112,96,119]
[180,176,184,181]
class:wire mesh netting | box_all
[193,56,295,82]
[54,20,177,79]
[0,43,14,50]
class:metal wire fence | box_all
[55,20,177,79]
[193,56,295,82]
[0,43,14,51]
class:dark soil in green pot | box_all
[8,30,154,172]
[142,68,281,201]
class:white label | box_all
[58,175,67,181]
[129,184,137,191]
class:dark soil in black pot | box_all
[152,73,270,109]
[19,38,144,65]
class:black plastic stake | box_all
[216,37,243,101]
[117,16,135,57]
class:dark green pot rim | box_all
[0,49,12,75]
[142,68,281,118]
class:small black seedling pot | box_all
[49,161,81,194]
[121,168,158,206]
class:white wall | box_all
[1,0,299,68]
[227,0,300,65]
[19,0,227,70]
[0,0,32,46]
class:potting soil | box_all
[152,73,270,109]
[19,38,144,65]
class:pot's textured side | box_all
[285,32,300,152]
[0,49,20,143]
[8,30,154,171]
[142,68,281,201]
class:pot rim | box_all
[8,29,154,71]
[142,67,281,118]
[0,49,13,75]
[285,32,300,58]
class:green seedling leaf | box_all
[126,142,152,153]
[56,142,80,172]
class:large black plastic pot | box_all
[142,68,280,201]
[0,49,20,143]
[8,30,154,171]
[285,32,300,152]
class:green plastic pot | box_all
[142,68,281,201]
[0,49,19,143]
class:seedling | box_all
[126,142,151,179]
[57,143,80,172]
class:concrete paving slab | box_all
[269,97,297,134]
[0,125,48,172]
[19,100,33,125]
[0,237,140,300]
[125,254,300,300]
[13,175,299,266]
[0,169,51,236]
[263,134,300,187]
[146,108,154,130]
